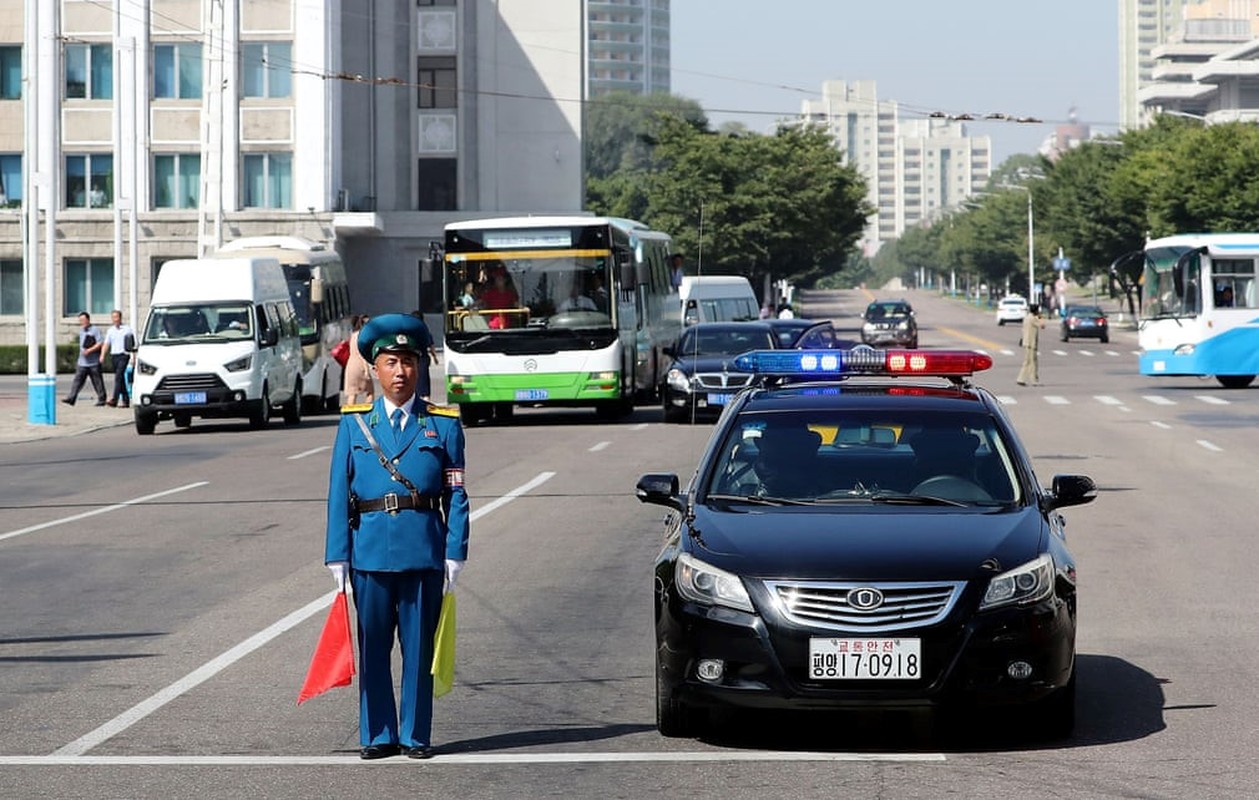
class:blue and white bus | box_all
[1138,232,1259,388]
[443,216,678,424]
[217,236,353,410]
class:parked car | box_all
[636,346,1096,740]
[1060,305,1109,343]
[660,322,778,423]
[996,296,1029,326]
[861,300,918,348]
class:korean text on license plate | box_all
[174,391,207,405]
[514,389,549,401]
[808,638,921,680]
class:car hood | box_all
[684,504,1044,581]
[670,354,753,374]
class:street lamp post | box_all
[1025,189,1034,304]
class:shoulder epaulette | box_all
[341,403,373,414]
[425,402,461,419]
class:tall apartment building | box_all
[0,0,585,347]
[587,0,669,96]
[1119,0,1189,129]
[800,80,991,254]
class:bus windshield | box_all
[1142,245,1198,319]
[446,256,613,332]
[144,304,253,344]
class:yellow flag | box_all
[431,592,457,697]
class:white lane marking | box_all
[1044,395,1070,405]
[1051,350,1068,357]
[287,445,331,461]
[0,482,209,544]
[6,752,947,766]
[52,472,556,756]
[588,441,611,452]
[999,349,1015,356]
[1095,395,1123,406]
[1105,350,1122,357]
[1195,395,1230,406]
[996,395,1016,405]
[1143,395,1176,406]
[1079,350,1095,357]
[630,423,649,431]
[1151,420,1172,430]
[1197,440,1223,452]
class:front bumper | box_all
[861,329,915,346]
[657,592,1074,712]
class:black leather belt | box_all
[352,493,441,514]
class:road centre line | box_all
[1195,395,1229,405]
[589,441,611,452]
[1151,421,1172,430]
[0,482,209,544]
[51,471,556,756]
[287,445,331,460]
[1197,440,1223,452]
[5,751,946,766]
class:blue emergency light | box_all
[732,348,994,378]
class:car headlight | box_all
[674,552,753,612]
[862,322,876,331]
[979,554,1054,610]
[897,320,910,330]
[666,367,692,392]
[224,354,252,372]
[136,359,157,376]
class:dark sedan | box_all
[637,347,1095,740]
[1060,305,1109,343]
[660,322,777,423]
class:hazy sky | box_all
[670,0,1119,165]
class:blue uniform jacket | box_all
[325,398,469,571]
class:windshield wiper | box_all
[705,493,813,506]
[868,492,966,507]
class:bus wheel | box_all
[459,404,486,427]
[492,403,514,424]
[1216,374,1255,389]
[596,397,633,419]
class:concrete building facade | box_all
[1119,0,1188,129]
[0,0,585,348]
[587,0,669,96]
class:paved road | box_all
[3,289,1258,798]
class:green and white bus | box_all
[443,216,678,424]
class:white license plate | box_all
[514,389,549,401]
[174,391,207,405]
[809,638,921,680]
[708,392,733,406]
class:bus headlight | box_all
[225,354,252,372]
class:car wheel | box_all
[249,387,271,429]
[134,410,157,435]
[1216,374,1256,389]
[282,379,303,425]
[656,665,702,738]
[1100,333,1109,344]
[1031,670,1076,740]
[998,319,1005,326]
[1060,329,1069,342]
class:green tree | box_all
[584,92,707,180]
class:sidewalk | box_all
[0,378,133,444]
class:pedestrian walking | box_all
[62,311,107,406]
[324,313,469,760]
[100,309,136,407]
[342,315,374,406]
[1017,304,1046,386]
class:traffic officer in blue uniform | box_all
[324,313,469,760]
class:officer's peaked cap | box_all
[358,313,428,361]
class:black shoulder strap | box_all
[352,413,420,495]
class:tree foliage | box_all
[584,92,707,180]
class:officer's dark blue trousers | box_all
[351,568,444,747]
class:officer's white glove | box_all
[327,561,349,592]
[444,559,465,594]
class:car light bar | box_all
[731,348,993,377]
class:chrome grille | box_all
[695,373,753,390]
[763,580,965,633]
[156,373,228,392]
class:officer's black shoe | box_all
[403,745,434,760]
[360,744,400,760]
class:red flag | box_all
[297,592,356,705]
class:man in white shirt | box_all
[101,309,136,407]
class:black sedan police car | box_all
[637,347,1096,739]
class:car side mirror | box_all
[636,473,684,512]
[1043,474,1096,511]
[263,328,279,347]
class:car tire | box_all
[282,379,303,425]
[249,387,271,429]
[1031,670,1076,740]
[998,319,1005,326]
[1100,333,1109,344]
[656,666,702,738]
[1060,329,1069,342]
[135,410,157,435]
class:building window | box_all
[0,46,20,100]
[0,259,23,315]
[0,154,20,206]
[417,158,456,210]
[65,258,115,317]
[242,42,292,98]
[417,0,456,5]
[154,43,202,99]
[417,57,457,108]
[66,154,113,209]
[242,153,292,208]
[65,43,112,100]
[153,154,201,209]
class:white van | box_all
[678,275,759,326]
[131,256,304,434]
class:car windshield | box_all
[866,303,909,319]
[1068,306,1103,317]
[143,304,254,343]
[705,409,1022,506]
[677,327,775,356]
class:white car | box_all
[996,296,1029,325]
